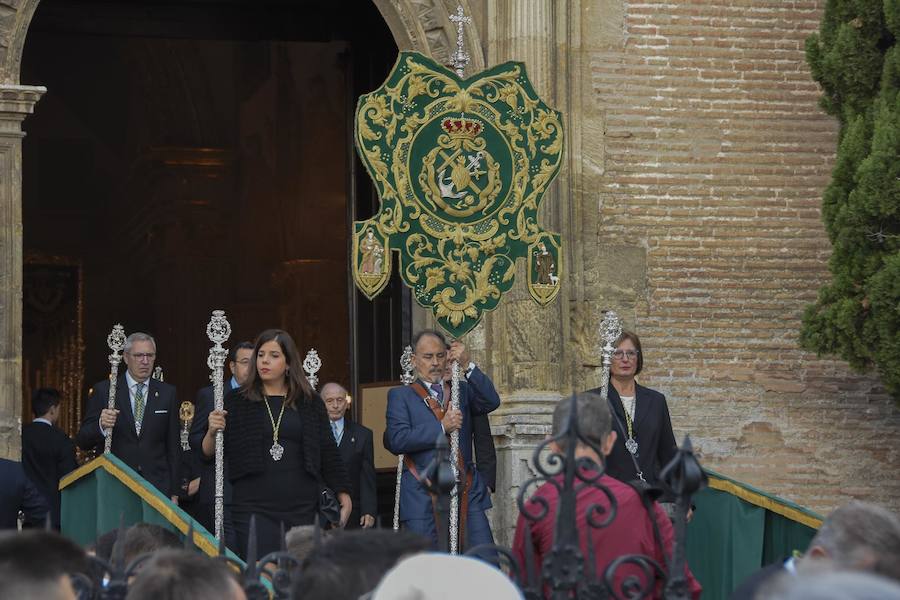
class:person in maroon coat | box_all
[512,393,701,599]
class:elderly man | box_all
[321,382,377,529]
[385,329,500,549]
[731,500,900,599]
[77,332,181,500]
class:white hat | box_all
[371,553,522,600]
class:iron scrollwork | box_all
[459,394,705,600]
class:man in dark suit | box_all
[21,388,77,528]
[385,329,500,549]
[188,341,253,534]
[0,458,48,529]
[321,382,376,530]
[76,332,181,501]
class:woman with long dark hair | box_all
[202,329,351,558]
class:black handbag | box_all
[318,485,341,528]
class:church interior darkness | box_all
[20,0,408,435]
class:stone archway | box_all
[0,0,489,457]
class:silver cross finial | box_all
[449,4,471,77]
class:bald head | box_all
[321,382,349,422]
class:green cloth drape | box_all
[60,454,240,563]
[685,470,821,600]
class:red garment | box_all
[512,468,702,599]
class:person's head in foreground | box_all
[796,500,900,582]
[0,529,88,600]
[292,529,430,600]
[764,570,900,600]
[550,392,617,461]
[371,553,522,600]
[126,549,246,600]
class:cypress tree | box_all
[803,1,900,400]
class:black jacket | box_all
[586,382,678,492]
[76,375,181,497]
[190,382,236,506]
[222,388,350,495]
[0,459,48,529]
[336,418,377,528]
[21,421,77,528]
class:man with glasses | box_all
[385,329,500,550]
[77,332,181,501]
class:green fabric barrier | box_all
[686,487,766,599]
[59,454,241,564]
[685,470,821,600]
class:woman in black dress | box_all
[202,328,351,558]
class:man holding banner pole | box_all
[385,329,499,550]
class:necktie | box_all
[332,421,342,445]
[134,382,146,435]
[430,383,444,406]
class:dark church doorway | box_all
[20,0,409,436]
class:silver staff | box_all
[303,349,322,390]
[598,310,623,402]
[448,358,462,554]
[393,345,415,531]
[103,324,127,454]
[206,310,231,541]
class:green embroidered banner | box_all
[353,52,564,337]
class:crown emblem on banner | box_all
[442,117,483,139]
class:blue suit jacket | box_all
[385,368,500,521]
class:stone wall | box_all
[483,0,900,545]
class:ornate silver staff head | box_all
[400,345,415,385]
[303,349,322,390]
[107,324,126,363]
[152,366,164,381]
[599,310,622,367]
[206,310,231,371]
[597,310,623,402]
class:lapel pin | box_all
[154,391,159,397]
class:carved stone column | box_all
[0,84,45,459]
[481,0,576,546]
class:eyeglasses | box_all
[233,359,251,365]
[612,350,639,360]
[127,352,156,362]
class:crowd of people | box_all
[1,327,899,599]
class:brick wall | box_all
[586,0,900,515]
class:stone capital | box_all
[0,84,46,133]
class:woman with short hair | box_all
[590,331,678,498]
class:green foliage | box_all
[805,0,888,119]
[803,0,900,401]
